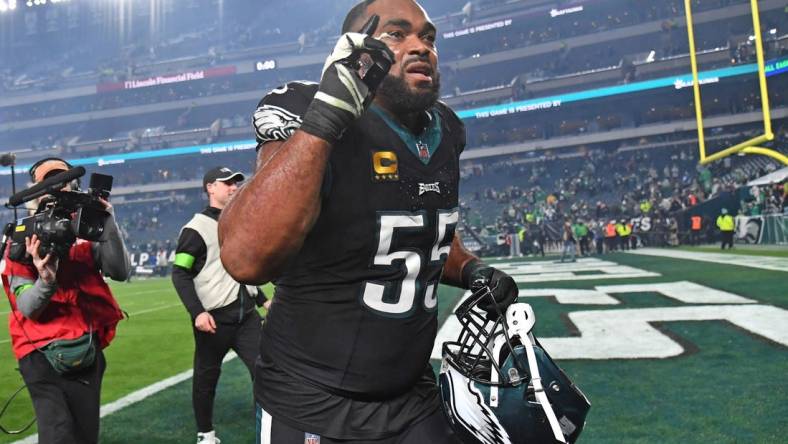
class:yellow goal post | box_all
[684,0,788,165]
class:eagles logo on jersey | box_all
[252,81,316,148]
[253,104,303,145]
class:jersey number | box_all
[362,210,458,316]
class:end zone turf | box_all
[1,253,786,443]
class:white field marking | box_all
[0,303,182,346]
[438,281,776,359]
[115,289,177,296]
[1,289,174,316]
[433,301,788,361]
[542,305,788,359]
[494,257,621,272]
[494,257,660,283]
[126,303,182,317]
[513,269,661,283]
[517,281,754,305]
[594,281,755,304]
[518,288,620,305]
[627,248,788,273]
[11,353,238,444]
[2,297,177,316]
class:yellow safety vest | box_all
[716,215,734,231]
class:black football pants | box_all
[256,404,459,444]
[19,349,106,444]
[193,312,260,433]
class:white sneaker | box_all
[197,430,221,444]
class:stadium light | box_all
[24,0,68,8]
[0,0,18,13]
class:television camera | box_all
[4,166,113,260]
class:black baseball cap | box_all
[203,166,245,190]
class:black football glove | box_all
[462,260,518,317]
[300,32,393,144]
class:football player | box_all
[219,0,519,442]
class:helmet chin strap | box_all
[489,303,568,443]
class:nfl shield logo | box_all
[417,142,430,160]
[304,433,320,444]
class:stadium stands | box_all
[1,0,786,251]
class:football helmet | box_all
[439,285,590,444]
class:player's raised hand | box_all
[300,19,393,145]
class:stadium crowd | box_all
[459,125,788,251]
[1,0,785,256]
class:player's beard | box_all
[377,68,441,115]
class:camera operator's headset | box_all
[28,157,81,190]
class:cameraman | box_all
[1,158,130,444]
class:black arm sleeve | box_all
[171,227,207,319]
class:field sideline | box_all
[1,250,786,443]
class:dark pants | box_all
[619,235,630,250]
[193,312,261,433]
[256,404,457,444]
[19,349,106,444]
[690,230,701,245]
[605,237,616,252]
[595,238,604,255]
[720,231,734,249]
[519,236,530,256]
[579,237,589,256]
[536,239,545,257]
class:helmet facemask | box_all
[440,285,591,444]
[442,283,529,387]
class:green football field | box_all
[0,250,786,443]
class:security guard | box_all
[605,220,618,252]
[517,225,528,256]
[716,208,735,249]
[172,166,268,444]
[574,220,590,256]
[690,215,703,245]
[615,220,630,251]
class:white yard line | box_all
[0,303,181,346]
[115,289,176,296]
[627,248,788,273]
[11,353,237,443]
[3,290,174,316]
[126,303,182,316]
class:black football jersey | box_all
[252,82,465,401]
